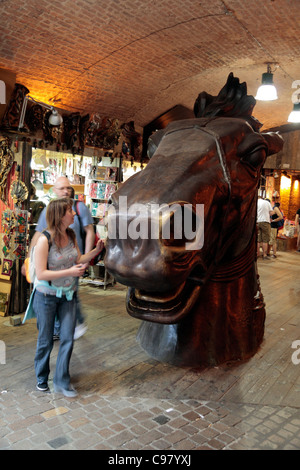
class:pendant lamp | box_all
[255,64,278,101]
[288,102,300,123]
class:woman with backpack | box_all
[32,197,103,397]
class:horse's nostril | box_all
[161,205,200,249]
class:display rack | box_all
[80,261,115,290]
[83,155,121,288]
[30,149,122,290]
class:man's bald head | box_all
[53,177,72,198]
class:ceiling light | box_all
[287,102,300,123]
[255,64,278,101]
[18,96,63,130]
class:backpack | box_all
[74,201,86,249]
[277,209,285,229]
[25,230,52,284]
[278,215,284,229]
[272,204,284,230]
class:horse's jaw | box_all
[124,233,256,325]
[126,276,204,324]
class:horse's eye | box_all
[241,145,267,169]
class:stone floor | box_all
[1,389,300,450]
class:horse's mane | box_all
[194,73,262,131]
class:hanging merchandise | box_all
[10,165,29,207]
[1,165,30,261]
[0,136,14,203]
[2,209,16,257]
[31,148,49,170]
[13,210,29,259]
[82,156,93,177]
[1,208,29,260]
[66,156,74,176]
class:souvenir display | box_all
[0,136,14,203]
[106,167,118,181]
[1,259,13,276]
[86,115,120,149]
[81,156,93,177]
[105,183,116,199]
[95,167,107,180]
[89,181,116,200]
[10,165,29,207]
[1,83,29,130]
[91,202,107,219]
[0,292,9,313]
[1,208,29,260]
[121,121,142,161]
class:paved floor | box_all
[0,251,300,451]
[1,388,300,450]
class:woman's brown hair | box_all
[46,197,76,247]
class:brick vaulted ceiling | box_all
[0,0,299,131]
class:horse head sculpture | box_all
[105,73,283,367]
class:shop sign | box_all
[0,80,6,104]
[291,80,300,104]
[291,340,300,365]
[0,340,5,364]
[107,196,205,251]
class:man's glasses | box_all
[56,186,72,191]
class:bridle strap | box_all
[193,124,233,268]
[193,123,256,282]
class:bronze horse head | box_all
[105,73,283,366]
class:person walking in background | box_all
[267,197,283,258]
[23,175,95,339]
[31,198,103,397]
[296,208,300,252]
[257,195,274,260]
[29,183,46,241]
[67,185,94,339]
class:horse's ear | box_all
[261,132,284,156]
[147,129,165,159]
[193,92,215,117]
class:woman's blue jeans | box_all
[33,290,77,388]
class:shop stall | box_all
[0,78,147,313]
[0,141,31,315]
[261,127,300,251]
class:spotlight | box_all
[19,96,63,130]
